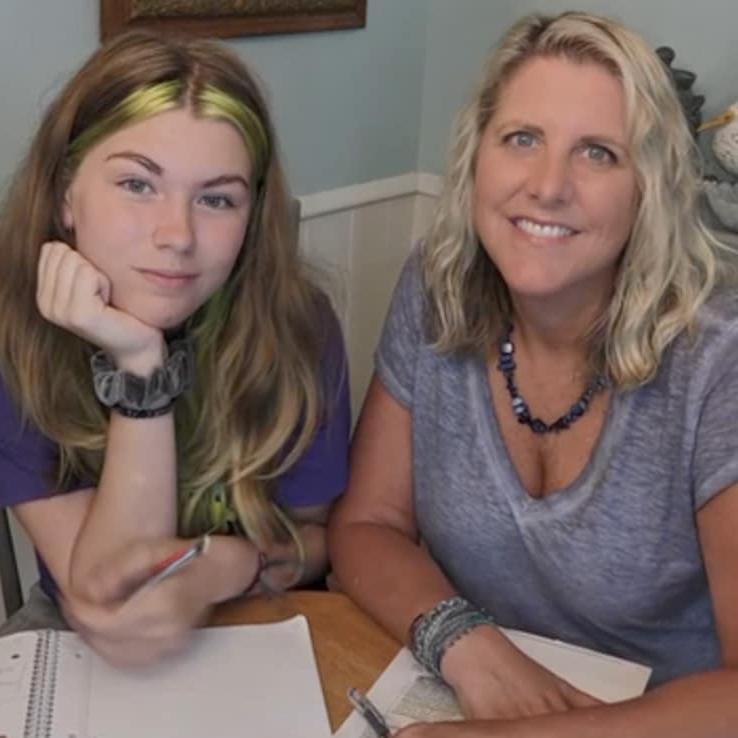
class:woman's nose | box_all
[152,198,194,253]
[526,150,574,206]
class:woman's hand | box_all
[394,723,490,738]
[440,626,601,720]
[36,240,163,371]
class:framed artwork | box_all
[100,1,367,41]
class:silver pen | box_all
[140,535,210,591]
[347,687,390,738]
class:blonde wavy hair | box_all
[0,31,338,553]
[424,11,736,387]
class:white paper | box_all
[334,629,652,738]
[0,616,331,738]
[85,616,331,738]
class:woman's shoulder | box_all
[694,288,738,347]
[666,289,738,381]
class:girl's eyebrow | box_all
[201,174,250,191]
[105,151,162,174]
[105,151,250,189]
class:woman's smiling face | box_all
[473,54,639,307]
[62,107,253,330]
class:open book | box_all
[335,628,652,737]
[0,616,331,738]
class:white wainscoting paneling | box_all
[299,173,441,417]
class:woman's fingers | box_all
[561,681,602,708]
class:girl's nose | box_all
[152,198,194,253]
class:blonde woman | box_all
[0,31,350,664]
[330,11,738,737]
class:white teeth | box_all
[515,218,575,238]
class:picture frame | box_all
[100,1,367,41]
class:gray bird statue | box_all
[699,104,738,234]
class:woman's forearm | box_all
[329,518,457,643]
[436,669,738,738]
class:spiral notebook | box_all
[0,616,331,738]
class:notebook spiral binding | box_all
[22,630,59,738]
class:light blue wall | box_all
[418,0,738,175]
[0,0,428,197]
[417,1,520,175]
[0,0,98,196]
[2,1,736,194]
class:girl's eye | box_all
[199,193,235,210]
[506,131,538,149]
[119,178,153,195]
[584,144,617,165]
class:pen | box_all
[143,535,210,590]
[347,687,390,738]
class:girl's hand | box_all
[62,536,262,667]
[440,626,601,720]
[36,240,164,372]
[62,538,213,667]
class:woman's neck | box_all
[508,287,610,365]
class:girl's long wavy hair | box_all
[0,30,334,552]
[424,11,736,387]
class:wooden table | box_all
[212,591,400,731]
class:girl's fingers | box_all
[36,240,109,333]
[51,247,84,318]
[37,241,68,317]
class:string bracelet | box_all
[408,596,496,679]
[243,551,268,595]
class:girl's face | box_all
[62,107,254,330]
[473,55,639,311]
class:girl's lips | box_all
[137,269,198,288]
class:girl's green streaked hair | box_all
[66,80,270,183]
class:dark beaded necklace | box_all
[497,324,609,434]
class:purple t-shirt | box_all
[0,327,350,597]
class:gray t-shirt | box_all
[376,250,738,687]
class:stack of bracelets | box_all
[409,596,497,679]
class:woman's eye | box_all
[119,178,153,195]
[199,194,235,210]
[506,131,537,149]
[584,144,616,164]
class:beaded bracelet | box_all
[409,596,496,679]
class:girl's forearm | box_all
[70,410,178,588]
